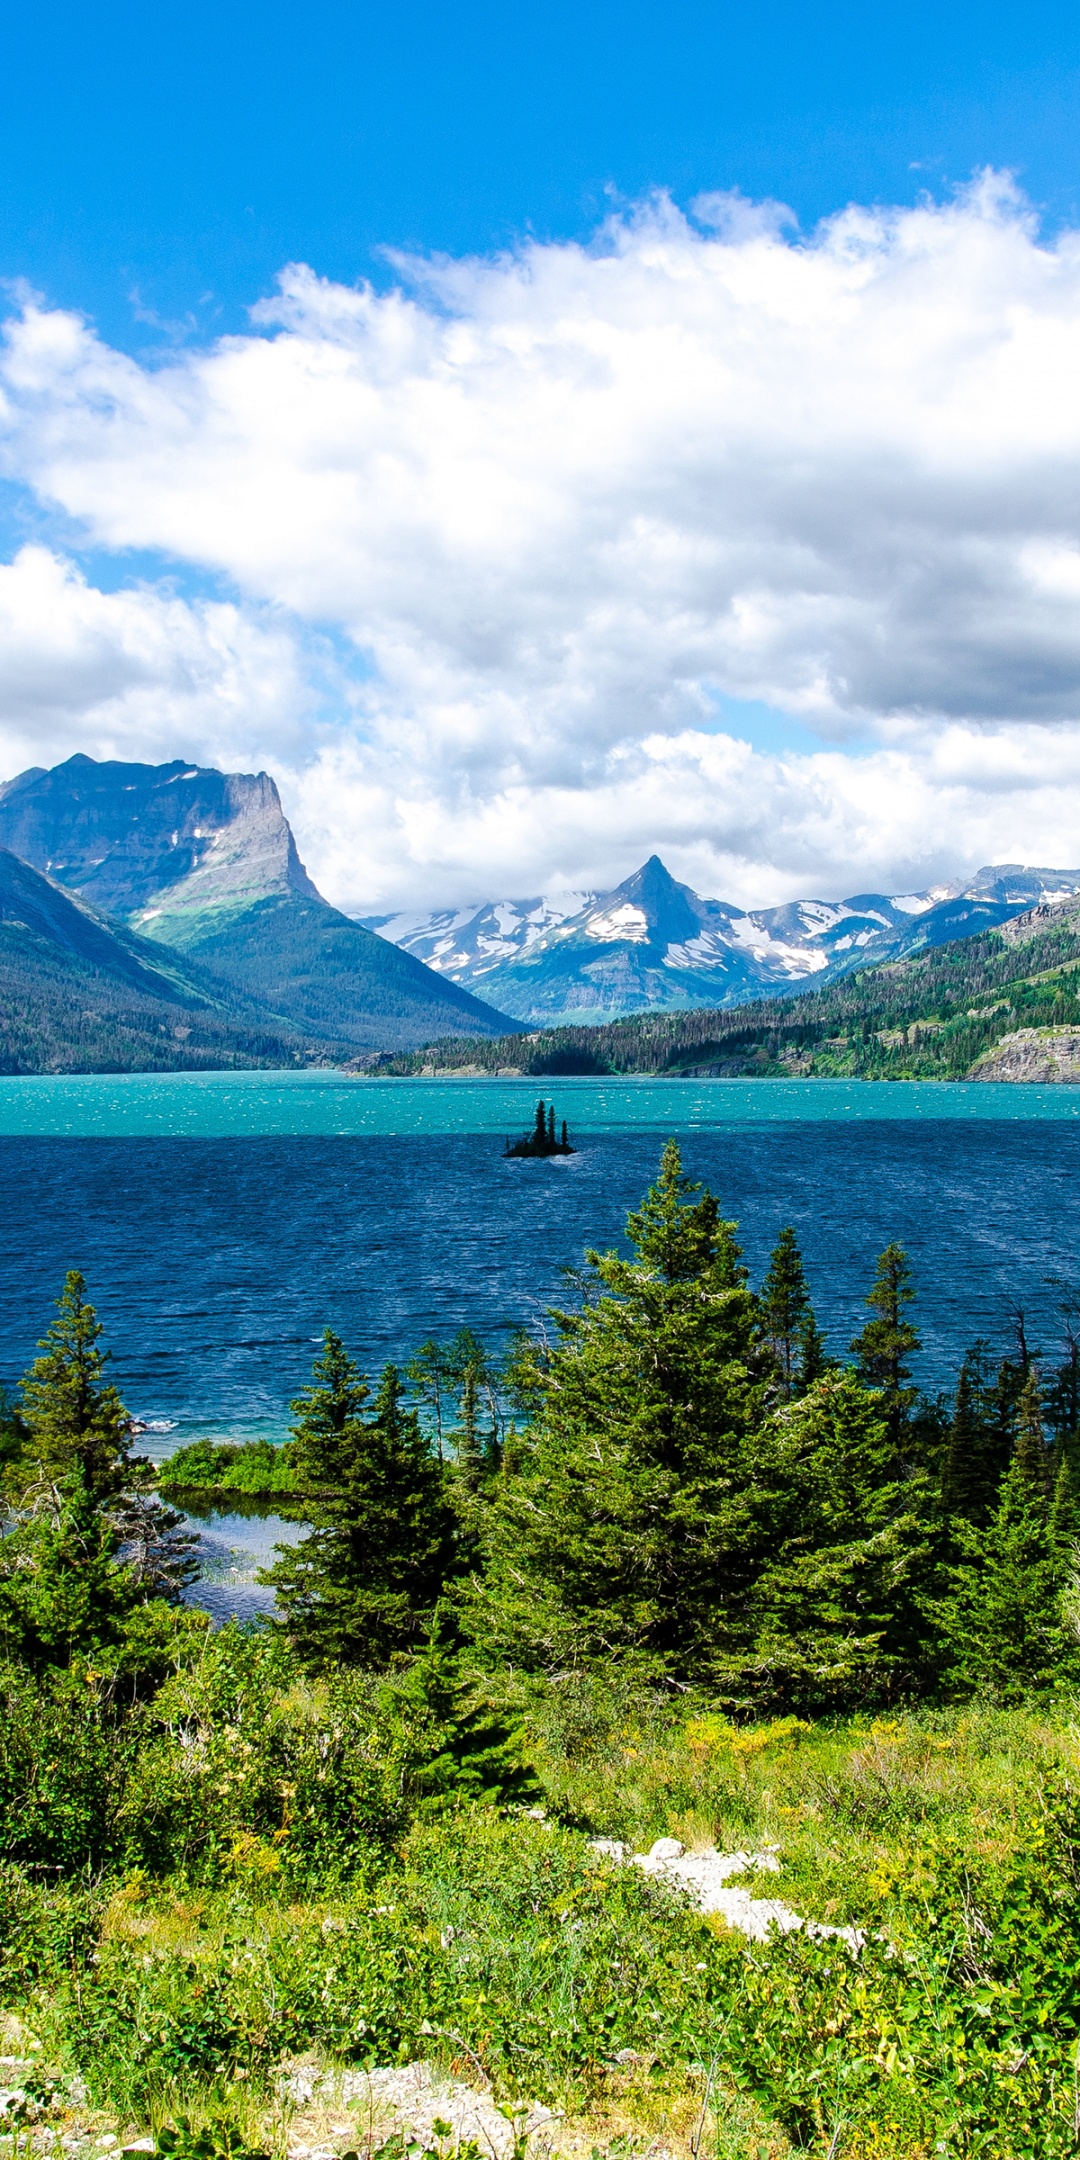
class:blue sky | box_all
[3,4,1080,911]
[5,1,1080,349]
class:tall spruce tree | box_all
[940,1343,999,1525]
[1049,1436,1080,1561]
[1014,1367,1051,1502]
[932,1449,1079,1702]
[730,1369,936,1711]
[463,1142,774,1680]
[797,1311,832,1392]
[17,1272,136,1501]
[264,1340,454,1668]
[984,1314,1032,1488]
[406,1339,450,1460]
[454,1363,485,1495]
[0,1474,141,1673]
[760,1227,813,1400]
[851,1243,920,1449]
[1046,1325,1080,1447]
[3,1279,200,1676]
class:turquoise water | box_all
[4,1069,1080,1621]
[1,1069,1080,1136]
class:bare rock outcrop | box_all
[280,2061,558,2159]
[589,1836,862,1948]
[968,1028,1080,1082]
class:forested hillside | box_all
[0,848,325,1072]
[373,895,1080,1079]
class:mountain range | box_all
[363,854,1080,1022]
[0,756,516,1064]
[3,749,1080,1071]
[374,890,1080,1086]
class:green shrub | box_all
[719,1771,1080,2157]
[115,1626,408,1885]
[0,1660,134,1870]
[0,1863,103,2001]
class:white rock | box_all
[586,1838,631,1863]
[611,1840,862,1948]
[644,1838,686,1863]
[280,2062,558,2159]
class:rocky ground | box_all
[968,1026,1080,1080]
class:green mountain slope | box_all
[371,896,1080,1079]
[144,887,521,1052]
[0,849,323,1073]
[0,755,517,1051]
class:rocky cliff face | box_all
[0,754,516,1050]
[968,1028,1080,1081]
[0,755,320,925]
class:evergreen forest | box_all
[3,1148,1080,2159]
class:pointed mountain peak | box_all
[602,854,700,942]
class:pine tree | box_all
[378,1616,539,1809]
[940,1344,999,1525]
[17,1273,136,1502]
[454,1362,485,1494]
[464,1142,773,1680]
[850,1243,920,1447]
[760,1227,812,1400]
[797,1312,831,1392]
[547,1104,556,1146]
[1045,1327,1080,1446]
[284,1327,370,1489]
[1049,1436,1080,1561]
[732,1370,936,1711]
[0,1473,141,1674]
[1014,1367,1051,1505]
[406,1339,449,1460]
[932,1453,1079,1702]
[264,1349,455,1669]
[984,1312,1032,1486]
[445,1327,501,1470]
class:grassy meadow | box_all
[2,1651,1078,2160]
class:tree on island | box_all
[503,1099,575,1156]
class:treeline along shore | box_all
[2,1145,1080,2158]
[369,894,1080,1081]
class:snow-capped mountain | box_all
[361,856,1080,1023]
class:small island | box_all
[504,1097,576,1156]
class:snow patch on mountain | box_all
[360,855,1080,1024]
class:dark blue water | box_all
[2,1120,1080,1450]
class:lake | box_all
[3,1072,1079,1617]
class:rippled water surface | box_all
[2,1075,1080,1445]
[3,1072,1079,1617]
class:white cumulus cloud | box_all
[0,545,316,780]
[4,175,1080,908]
